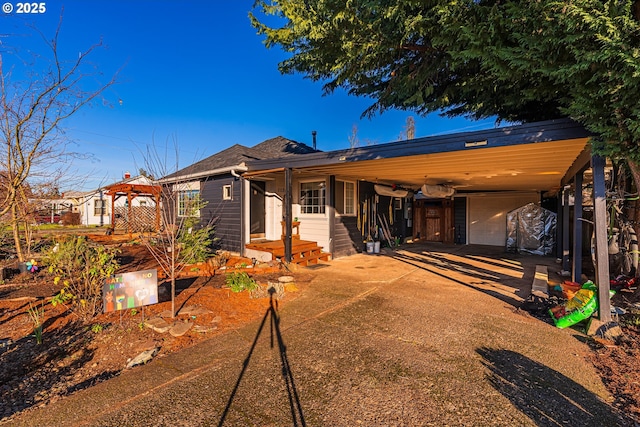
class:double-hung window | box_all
[94,199,108,216]
[178,189,200,217]
[343,181,355,215]
[300,181,325,214]
[335,180,356,216]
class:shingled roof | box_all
[162,136,318,181]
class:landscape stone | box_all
[144,317,171,334]
[169,321,193,337]
[193,325,218,333]
[586,318,623,339]
[126,347,159,369]
[278,275,295,283]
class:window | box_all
[300,181,326,214]
[335,180,356,215]
[94,199,108,216]
[178,190,201,217]
[344,181,355,215]
[223,185,232,200]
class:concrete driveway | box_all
[6,243,630,426]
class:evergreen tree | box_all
[251,0,640,185]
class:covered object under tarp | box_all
[506,202,556,255]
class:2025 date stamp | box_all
[3,2,47,14]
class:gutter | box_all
[157,165,248,184]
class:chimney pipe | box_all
[311,130,317,150]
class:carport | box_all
[244,118,613,321]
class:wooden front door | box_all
[425,206,443,241]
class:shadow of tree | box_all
[0,320,103,420]
[477,347,633,426]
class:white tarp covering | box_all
[506,202,556,255]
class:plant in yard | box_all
[177,216,214,264]
[226,271,258,293]
[138,139,217,318]
[91,323,104,334]
[26,300,45,344]
[45,235,120,321]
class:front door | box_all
[250,181,266,239]
[425,206,443,241]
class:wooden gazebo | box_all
[104,182,162,234]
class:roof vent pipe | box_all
[311,130,317,150]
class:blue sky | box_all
[1,1,497,191]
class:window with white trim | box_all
[223,185,232,200]
[344,181,355,215]
[300,181,325,214]
[178,189,201,217]
[335,180,356,215]
[94,199,108,216]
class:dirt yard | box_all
[1,238,640,423]
[0,240,313,422]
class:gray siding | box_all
[201,175,242,253]
[454,197,467,244]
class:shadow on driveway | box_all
[477,347,632,426]
[390,243,545,307]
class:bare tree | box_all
[348,124,359,148]
[0,15,117,261]
[405,116,416,140]
[398,116,416,140]
[139,139,215,318]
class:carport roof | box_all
[244,118,592,193]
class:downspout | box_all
[328,176,335,258]
[230,169,245,255]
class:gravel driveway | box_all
[5,243,632,426]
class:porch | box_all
[245,239,331,266]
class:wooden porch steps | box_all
[245,239,331,266]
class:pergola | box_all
[104,182,162,234]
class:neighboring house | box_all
[159,137,319,253]
[64,174,156,227]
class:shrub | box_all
[177,217,214,264]
[226,271,258,293]
[60,212,81,226]
[44,236,120,321]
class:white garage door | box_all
[468,193,540,246]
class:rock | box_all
[178,305,213,316]
[144,317,172,333]
[278,275,295,283]
[126,347,159,369]
[586,318,623,339]
[158,310,174,318]
[169,321,193,337]
[193,325,218,333]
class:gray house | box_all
[159,136,318,253]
